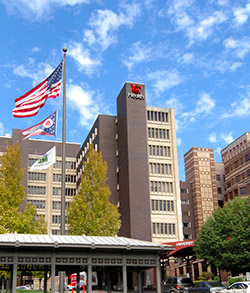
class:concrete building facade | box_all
[0,129,80,234]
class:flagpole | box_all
[61,48,67,236]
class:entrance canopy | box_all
[0,233,174,293]
[163,240,195,257]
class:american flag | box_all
[20,111,57,141]
[12,61,63,118]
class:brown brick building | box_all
[76,82,183,243]
[221,132,250,201]
[184,147,218,233]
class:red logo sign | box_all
[131,84,141,94]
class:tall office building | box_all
[0,129,80,234]
[221,132,250,200]
[77,82,183,243]
[184,147,218,233]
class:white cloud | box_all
[222,97,250,118]
[195,93,215,115]
[176,92,215,129]
[223,37,250,59]
[167,0,194,16]
[233,3,250,26]
[0,122,5,136]
[182,53,194,64]
[221,132,234,145]
[67,83,101,128]
[230,62,242,71]
[147,69,182,95]
[165,97,184,115]
[187,11,227,43]
[123,42,152,71]
[2,0,90,20]
[84,3,141,51]
[177,137,182,146]
[67,42,101,76]
[13,62,55,86]
[175,12,194,29]
[208,132,217,143]
[215,147,222,157]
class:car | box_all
[221,281,250,293]
[162,277,194,293]
[188,281,226,293]
[16,285,32,290]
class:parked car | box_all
[16,285,32,290]
[188,281,226,293]
[221,281,250,293]
[162,277,194,293]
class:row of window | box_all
[53,174,76,183]
[27,186,46,195]
[27,186,77,196]
[225,153,250,175]
[147,111,169,123]
[28,172,46,181]
[150,181,173,193]
[28,200,46,209]
[28,158,76,170]
[148,145,171,157]
[28,172,76,183]
[224,186,249,201]
[52,215,67,224]
[152,223,176,235]
[148,128,170,140]
[54,161,76,170]
[149,163,172,175]
[226,169,250,188]
[53,187,76,196]
[52,201,70,210]
[151,200,174,212]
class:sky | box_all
[0,0,250,180]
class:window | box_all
[181,199,189,205]
[28,172,46,181]
[27,186,46,195]
[152,222,175,235]
[245,153,250,162]
[240,187,247,195]
[247,169,250,177]
[216,174,221,181]
[217,187,222,194]
[28,200,45,209]
[181,188,188,194]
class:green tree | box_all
[194,196,250,275]
[68,144,121,236]
[0,143,47,234]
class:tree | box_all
[67,144,121,236]
[0,143,47,234]
[194,196,250,275]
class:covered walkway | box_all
[0,233,173,293]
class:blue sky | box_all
[0,0,250,180]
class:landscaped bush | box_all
[227,276,243,286]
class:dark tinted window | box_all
[180,278,193,285]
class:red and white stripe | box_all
[12,80,61,118]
